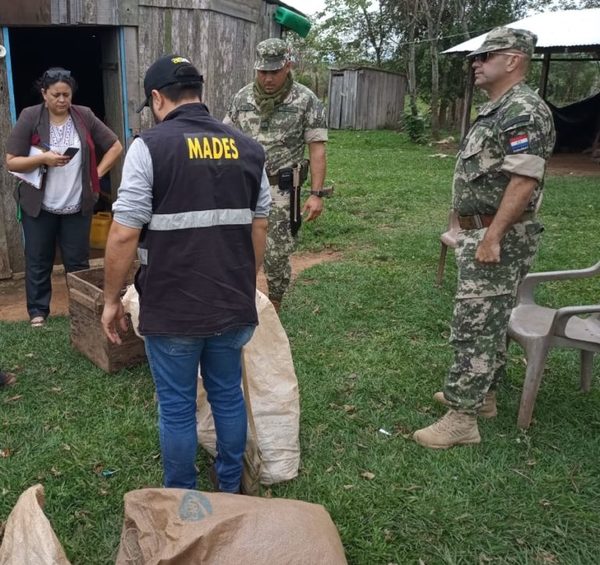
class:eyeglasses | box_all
[471,51,523,63]
[43,69,71,80]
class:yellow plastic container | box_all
[89,212,112,250]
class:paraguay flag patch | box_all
[509,134,529,153]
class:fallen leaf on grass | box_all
[325,466,334,473]
[361,471,375,480]
[400,484,422,492]
[343,404,356,414]
[3,395,22,404]
[539,499,552,508]
[343,484,354,490]
[51,387,62,393]
[62,444,71,451]
[535,550,558,563]
[50,467,62,477]
[0,448,12,458]
[25,353,34,358]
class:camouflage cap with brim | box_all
[468,27,537,58]
[254,38,290,71]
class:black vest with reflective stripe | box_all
[136,103,265,336]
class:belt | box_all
[458,211,535,230]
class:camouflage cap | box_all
[254,38,290,71]
[468,27,537,58]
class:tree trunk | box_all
[407,15,418,117]
[430,42,440,138]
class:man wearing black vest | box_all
[101,54,271,494]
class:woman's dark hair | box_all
[35,67,78,94]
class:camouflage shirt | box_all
[224,81,328,176]
[453,81,555,215]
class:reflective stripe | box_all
[138,247,148,265]
[148,208,253,231]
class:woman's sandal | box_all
[30,316,46,328]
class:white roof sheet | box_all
[444,8,600,54]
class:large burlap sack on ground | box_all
[123,285,300,485]
[197,290,300,485]
[0,484,71,565]
[116,488,347,565]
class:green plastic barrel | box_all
[274,6,312,37]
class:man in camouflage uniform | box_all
[224,38,328,311]
[414,27,555,449]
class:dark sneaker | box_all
[0,371,17,387]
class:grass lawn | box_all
[1,130,600,564]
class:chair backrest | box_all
[440,210,460,247]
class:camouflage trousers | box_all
[264,190,296,302]
[444,221,543,414]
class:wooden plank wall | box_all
[0,58,23,276]
[50,0,137,25]
[137,0,278,125]
[356,69,405,130]
[329,68,406,130]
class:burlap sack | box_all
[197,290,300,485]
[123,286,301,485]
[115,488,347,565]
[122,284,141,338]
[0,484,71,565]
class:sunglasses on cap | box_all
[471,51,523,63]
[43,69,71,80]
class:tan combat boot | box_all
[413,410,480,449]
[433,391,497,418]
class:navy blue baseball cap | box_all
[136,54,203,112]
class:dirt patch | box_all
[0,250,342,322]
[547,153,600,177]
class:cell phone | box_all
[63,147,79,158]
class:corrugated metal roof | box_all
[444,8,600,54]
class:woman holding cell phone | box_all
[5,67,122,328]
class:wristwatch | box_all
[310,190,326,198]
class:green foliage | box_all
[295,1,600,129]
[402,112,428,143]
[2,131,600,564]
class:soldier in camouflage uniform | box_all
[414,27,556,449]
[224,38,328,311]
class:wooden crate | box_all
[67,265,147,373]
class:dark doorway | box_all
[9,26,111,121]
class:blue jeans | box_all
[144,326,255,492]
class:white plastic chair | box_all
[435,210,460,286]
[508,261,600,428]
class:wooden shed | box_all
[0,0,289,278]
[328,67,406,130]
